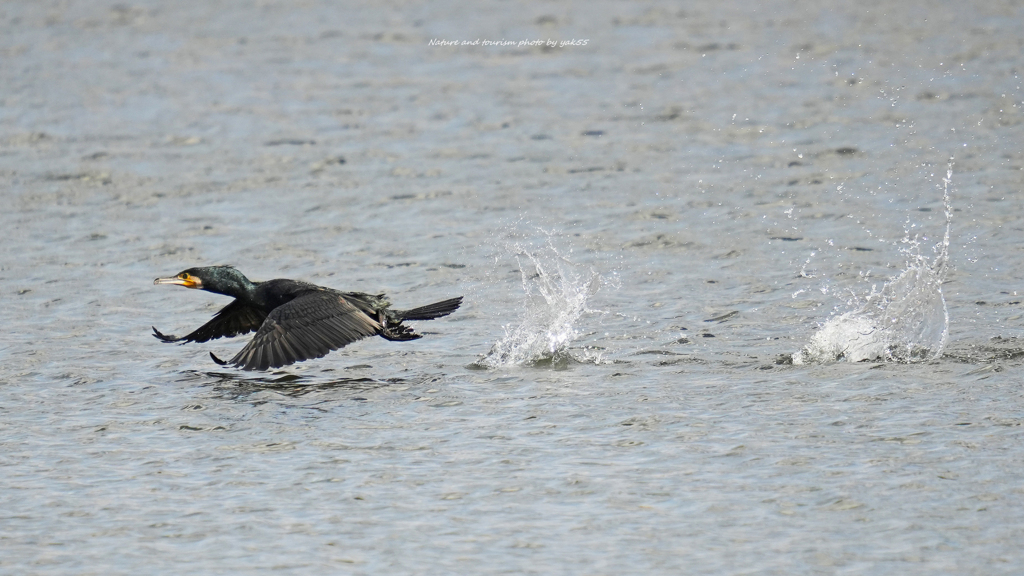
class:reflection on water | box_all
[177,369,402,401]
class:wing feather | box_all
[153,300,267,344]
[226,291,381,370]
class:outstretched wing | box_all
[223,291,382,371]
[153,299,268,344]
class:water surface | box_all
[2,1,1024,574]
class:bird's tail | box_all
[396,296,463,321]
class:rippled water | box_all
[3,1,1024,574]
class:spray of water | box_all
[478,231,601,368]
[793,162,953,364]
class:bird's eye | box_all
[180,273,189,280]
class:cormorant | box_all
[153,265,462,371]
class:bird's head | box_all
[154,265,253,297]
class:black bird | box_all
[153,265,462,371]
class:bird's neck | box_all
[208,275,260,301]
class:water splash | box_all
[478,231,601,368]
[793,162,953,364]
